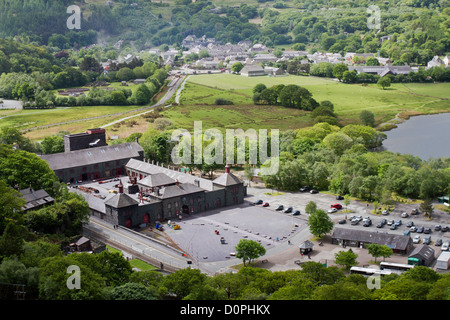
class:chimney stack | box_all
[225,164,231,174]
[118,179,124,194]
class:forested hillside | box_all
[0,0,448,63]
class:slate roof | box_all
[157,183,205,199]
[138,173,176,188]
[19,188,54,211]
[40,142,143,171]
[332,228,412,251]
[409,245,435,260]
[126,159,214,191]
[299,240,314,249]
[212,173,243,187]
[105,193,139,208]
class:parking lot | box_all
[164,203,307,264]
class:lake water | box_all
[381,113,450,160]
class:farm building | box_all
[331,228,413,254]
[240,65,266,77]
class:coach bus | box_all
[379,262,414,274]
[349,267,392,277]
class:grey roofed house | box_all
[331,227,413,254]
[240,64,266,77]
[408,244,435,267]
[138,173,176,188]
[105,192,139,208]
[19,188,54,211]
[41,142,143,171]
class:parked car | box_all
[275,205,284,211]
[299,186,310,192]
[441,226,449,232]
[387,219,394,225]
[424,227,432,234]
[328,208,338,213]
[423,236,431,245]
[435,239,443,246]
[376,222,384,228]
[284,207,293,213]
[403,229,410,236]
[381,210,389,215]
[394,220,402,226]
[417,226,424,233]
[434,225,441,231]
[401,212,409,218]
[292,210,301,216]
[310,189,319,194]
[380,219,387,226]
[363,220,372,227]
[441,242,449,251]
[336,195,344,200]
[351,219,359,225]
[407,221,415,228]
[411,208,419,215]
[262,202,270,207]
[251,199,263,205]
[338,219,346,224]
[410,226,418,232]
[413,235,421,244]
[331,204,342,209]
[390,224,397,230]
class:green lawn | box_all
[175,74,450,129]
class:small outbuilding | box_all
[299,240,314,255]
[436,251,450,270]
[408,245,435,267]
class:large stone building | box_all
[83,159,247,228]
[40,129,144,183]
[41,129,247,228]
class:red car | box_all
[331,204,342,209]
[262,202,269,207]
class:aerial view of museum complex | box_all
[0,0,449,304]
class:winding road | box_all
[11,75,186,133]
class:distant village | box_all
[101,34,450,79]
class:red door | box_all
[125,218,132,228]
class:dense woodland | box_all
[0,0,448,62]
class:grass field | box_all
[164,73,450,131]
[2,74,449,141]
